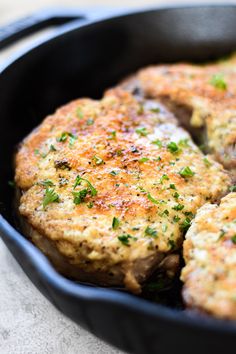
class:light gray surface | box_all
[0,239,123,354]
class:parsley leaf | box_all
[136,127,148,136]
[229,185,236,192]
[92,155,104,165]
[145,226,158,238]
[210,73,227,90]
[118,234,134,246]
[43,188,59,209]
[76,107,84,119]
[203,157,212,167]
[112,217,120,230]
[73,189,88,204]
[86,118,94,126]
[73,175,97,196]
[172,204,184,211]
[179,166,195,178]
[160,174,169,184]
[151,139,162,148]
[38,179,55,187]
[232,235,236,244]
[167,142,180,154]
[139,157,149,163]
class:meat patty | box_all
[15,88,230,293]
[181,193,236,319]
[121,54,236,177]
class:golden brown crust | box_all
[181,193,236,319]
[121,54,236,175]
[15,88,230,292]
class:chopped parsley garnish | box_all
[76,107,84,119]
[169,183,176,190]
[167,142,180,154]
[219,229,226,240]
[139,157,149,163]
[179,166,195,178]
[108,130,116,140]
[145,226,158,238]
[73,189,88,204]
[229,185,236,192]
[69,133,77,147]
[43,188,59,209]
[86,118,94,125]
[118,234,135,246]
[147,192,159,204]
[57,132,68,142]
[150,107,160,113]
[87,202,94,209]
[151,139,162,148]
[203,157,212,167]
[162,224,168,233]
[160,209,169,217]
[136,127,148,136]
[178,139,189,147]
[180,217,192,231]
[112,217,120,230]
[34,149,40,156]
[173,215,180,223]
[110,170,119,176]
[168,239,176,250]
[231,235,236,244]
[210,73,227,90]
[160,174,169,184]
[173,192,179,199]
[172,203,184,211]
[73,175,97,196]
[92,155,104,165]
[50,144,57,152]
[57,132,77,146]
[38,179,55,187]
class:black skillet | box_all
[0,5,236,354]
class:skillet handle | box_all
[0,8,91,50]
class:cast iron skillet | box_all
[1,5,236,354]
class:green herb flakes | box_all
[145,226,158,238]
[179,166,195,178]
[151,139,162,148]
[172,203,184,211]
[76,107,84,119]
[203,157,212,167]
[210,73,227,90]
[136,127,148,136]
[139,157,149,163]
[112,217,120,230]
[118,234,136,246]
[92,155,104,165]
[86,118,94,126]
[167,142,180,154]
[43,188,59,209]
[160,174,169,184]
[73,175,97,196]
[232,235,236,244]
[229,185,236,192]
[73,189,88,204]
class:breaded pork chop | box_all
[121,54,236,176]
[15,88,230,293]
[181,193,236,319]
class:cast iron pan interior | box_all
[1,5,236,354]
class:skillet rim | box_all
[1,3,236,336]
